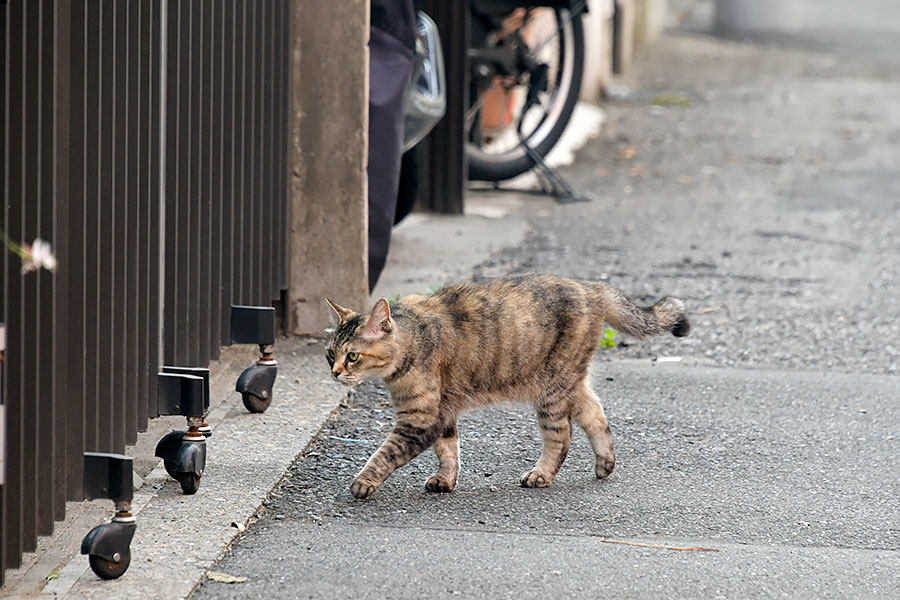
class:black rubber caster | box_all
[241,391,271,413]
[81,519,136,581]
[156,373,208,494]
[177,471,201,495]
[231,306,278,414]
[155,428,206,494]
[89,549,131,580]
[236,361,277,414]
[163,459,178,480]
[81,452,137,580]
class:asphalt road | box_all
[195,2,900,598]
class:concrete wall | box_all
[289,0,371,335]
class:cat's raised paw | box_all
[424,476,456,493]
[595,457,616,479]
[520,469,553,488]
[350,476,380,499]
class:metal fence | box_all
[1,0,291,582]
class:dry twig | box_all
[599,538,719,552]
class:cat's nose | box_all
[332,369,340,379]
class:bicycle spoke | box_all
[526,1,586,57]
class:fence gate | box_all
[0,0,292,582]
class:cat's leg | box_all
[425,421,460,493]
[350,391,442,499]
[571,378,616,479]
[521,399,573,488]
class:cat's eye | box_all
[347,352,360,362]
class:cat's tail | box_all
[601,289,691,339]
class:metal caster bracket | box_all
[155,371,209,494]
[81,452,137,580]
[230,306,278,413]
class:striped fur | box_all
[325,274,689,499]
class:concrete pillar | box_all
[634,0,667,47]
[581,0,615,102]
[613,0,636,74]
[289,0,371,334]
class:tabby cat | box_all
[325,273,689,499]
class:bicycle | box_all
[467,0,588,188]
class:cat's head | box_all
[324,297,398,386]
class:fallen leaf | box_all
[618,146,636,159]
[231,521,246,533]
[208,571,248,584]
[652,94,692,107]
[46,568,61,581]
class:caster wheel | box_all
[177,472,201,495]
[164,459,178,480]
[242,392,271,413]
[89,550,131,580]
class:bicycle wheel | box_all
[467,7,584,182]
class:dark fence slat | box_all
[1,0,8,579]
[36,0,56,536]
[260,0,273,306]
[197,0,211,366]
[113,0,129,452]
[136,0,151,431]
[83,0,102,456]
[234,0,246,307]
[125,0,141,445]
[5,0,26,566]
[208,0,222,360]
[64,0,87,501]
[187,0,202,366]
[52,0,71,521]
[23,0,41,548]
[220,0,236,344]
[163,0,180,366]
[243,0,256,306]
[99,0,116,453]
[147,0,162,419]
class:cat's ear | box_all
[324,297,355,323]
[361,298,393,340]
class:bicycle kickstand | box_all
[521,139,590,204]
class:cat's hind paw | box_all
[424,475,456,493]
[519,469,553,488]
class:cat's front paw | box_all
[425,475,456,493]
[595,456,616,479]
[519,469,553,488]
[350,474,381,499]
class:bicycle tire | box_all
[467,8,585,182]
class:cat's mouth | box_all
[335,374,358,387]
